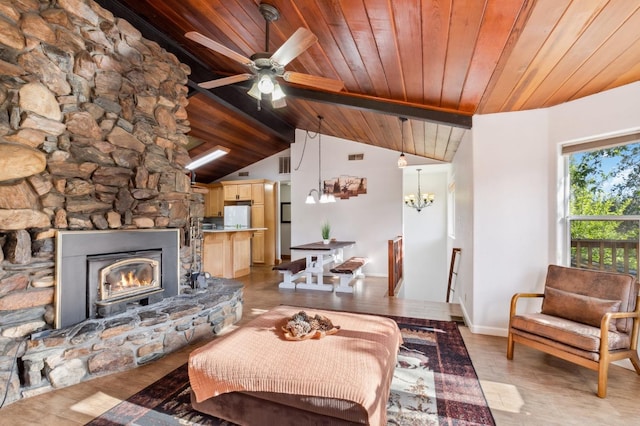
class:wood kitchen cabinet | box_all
[251,231,265,263]
[223,183,252,201]
[206,184,224,217]
[220,179,276,265]
[202,230,252,278]
[251,183,264,204]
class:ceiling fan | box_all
[185,3,344,109]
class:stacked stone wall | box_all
[0,0,219,405]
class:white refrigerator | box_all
[224,205,251,228]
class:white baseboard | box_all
[458,298,509,337]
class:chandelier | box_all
[404,169,434,212]
[305,115,336,204]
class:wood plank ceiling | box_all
[97,0,640,183]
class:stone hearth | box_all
[7,279,242,403]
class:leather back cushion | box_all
[541,287,621,331]
[545,265,637,333]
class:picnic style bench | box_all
[273,258,307,289]
[330,256,369,293]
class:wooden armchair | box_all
[507,265,640,398]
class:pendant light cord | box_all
[317,116,323,192]
[293,116,322,172]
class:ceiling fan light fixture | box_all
[247,82,262,100]
[272,97,287,109]
[272,82,285,100]
[257,73,275,94]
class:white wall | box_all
[464,81,640,336]
[290,128,439,276]
[402,165,450,301]
[217,148,291,183]
[469,109,551,335]
[451,131,474,317]
[290,129,400,275]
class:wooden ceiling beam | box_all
[282,86,473,129]
[94,0,295,144]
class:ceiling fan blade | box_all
[270,28,317,66]
[198,73,254,89]
[185,31,254,66]
[282,71,344,92]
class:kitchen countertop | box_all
[202,227,267,233]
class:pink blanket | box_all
[188,305,402,425]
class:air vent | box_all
[348,153,364,161]
[279,156,291,174]
[238,171,249,177]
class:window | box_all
[565,138,640,278]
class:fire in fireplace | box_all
[100,254,160,298]
[87,250,164,318]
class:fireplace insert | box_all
[87,250,163,318]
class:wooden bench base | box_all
[273,258,307,289]
[330,257,368,293]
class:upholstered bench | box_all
[188,305,402,425]
[330,256,368,293]
[273,258,307,289]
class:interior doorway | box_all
[400,165,451,302]
[279,181,291,260]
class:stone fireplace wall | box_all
[0,0,226,405]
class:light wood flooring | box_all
[1,265,639,425]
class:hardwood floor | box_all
[1,265,639,425]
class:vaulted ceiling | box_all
[96,0,640,183]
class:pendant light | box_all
[397,117,407,168]
[305,116,336,204]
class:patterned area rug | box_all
[87,315,494,425]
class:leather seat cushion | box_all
[511,313,630,352]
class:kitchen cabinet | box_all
[206,184,224,217]
[223,183,252,201]
[251,231,265,263]
[202,230,253,278]
[251,201,265,264]
[251,183,264,204]
[220,179,276,265]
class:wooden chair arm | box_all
[600,295,640,352]
[509,293,545,319]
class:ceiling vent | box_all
[238,171,249,177]
[348,153,364,161]
[279,156,291,174]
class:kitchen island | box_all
[202,228,266,279]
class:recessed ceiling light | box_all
[186,145,230,170]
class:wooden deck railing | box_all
[571,239,639,276]
[388,236,403,296]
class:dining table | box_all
[289,240,355,291]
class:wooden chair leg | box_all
[629,352,640,374]
[506,332,514,360]
[597,361,609,398]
